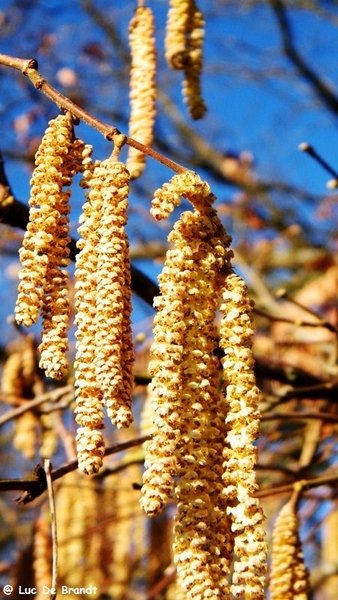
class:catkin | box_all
[165,0,206,119]
[182,5,206,120]
[38,137,87,379]
[143,190,235,597]
[219,272,267,599]
[94,159,134,428]
[270,499,310,600]
[74,156,134,473]
[127,6,157,178]
[15,113,73,330]
[165,0,192,69]
[151,170,216,220]
[74,149,105,475]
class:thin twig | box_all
[254,306,338,334]
[261,410,338,423]
[255,472,338,499]
[44,459,58,600]
[0,385,73,426]
[0,435,150,504]
[0,53,188,176]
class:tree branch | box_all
[0,435,150,504]
[269,0,338,115]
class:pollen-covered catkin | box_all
[219,272,267,599]
[74,148,105,475]
[165,0,192,69]
[142,202,236,597]
[15,113,74,329]
[94,159,134,428]
[39,137,92,379]
[270,499,310,600]
[182,5,206,120]
[165,0,206,119]
[151,170,215,220]
[127,6,157,179]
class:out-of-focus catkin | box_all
[219,272,267,599]
[127,6,157,178]
[165,0,206,119]
[165,0,192,69]
[270,497,310,600]
[182,5,206,120]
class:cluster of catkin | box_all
[141,170,267,599]
[125,1,207,181]
[14,114,135,475]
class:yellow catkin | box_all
[57,472,102,597]
[219,272,267,599]
[142,192,236,597]
[15,113,74,329]
[74,148,105,475]
[94,159,134,429]
[38,137,89,380]
[165,0,192,69]
[270,500,310,600]
[182,5,206,120]
[127,6,157,178]
[13,411,39,459]
[33,509,52,597]
[165,0,206,119]
[151,170,215,221]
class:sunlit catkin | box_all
[74,148,105,475]
[38,136,87,379]
[270,497,310,600]
[165,0,192,69]
[219,272,267,599]
[15,113,73,329]
[127,6,157,178]
[142,200,236,597]
[165,0,206,119]
[151,170,215,221]
[94,159,134,428]
[182,5,206,120]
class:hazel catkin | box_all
[127,6,157,178]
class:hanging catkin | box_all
[270,497,310,600]
[74,147,105,475]
[38,136,88,379]
[127,6,157,178]
[94,159,134,429]
[182,5,206,120]
[74,155,134,474]
[165,0,206,119]
[15,113,74,331]
[219,272,267,599]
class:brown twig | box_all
[44,459,58,600]
[255,472,338,499]
[254,306,338,334]
[0,53,188,176]
[0,435,150,504]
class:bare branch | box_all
[269,0,338,115]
